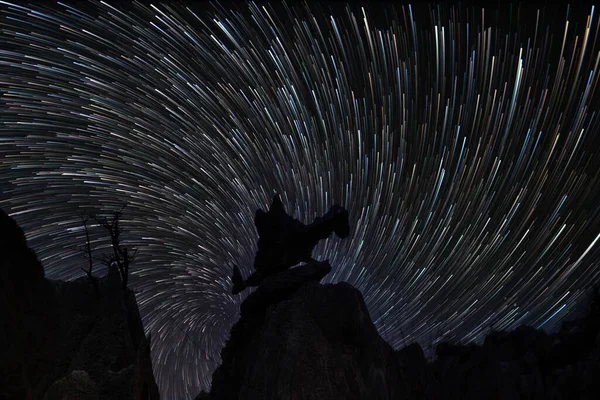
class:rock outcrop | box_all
[198,195,395,399]
[196,193,600,399]
[232,194,350,294]
[414,298,600,400]
[199,262,404,400]
[199,270,600,400]
[0,208,160,400]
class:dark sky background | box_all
[1,0,600,398]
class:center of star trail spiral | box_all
[1,1,600,398]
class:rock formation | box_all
[414,298,600,400]
[0,208,159,400]
[201,271,600,399]
[202,262,404,400]
[231,195,350,294]
[197,194,600,399]
[200,195,410,399]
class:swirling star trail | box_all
[1,1,600,398]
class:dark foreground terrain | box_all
[197,262,600,400]
[2,207,599,400]
[0,209,159,400]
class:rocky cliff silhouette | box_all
[0,208,159,400]
[198,261,404,400]
[198,268,600,399]
[196,196,600,399]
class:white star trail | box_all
[1,1,599,398]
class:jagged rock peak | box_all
[203,265,402,400]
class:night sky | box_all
[2,0,600,398]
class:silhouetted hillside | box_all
[197,265,600,399]
[0,208,159,400]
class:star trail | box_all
[2,1,600,398]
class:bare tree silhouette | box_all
[78,204,137,298]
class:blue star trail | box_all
[1,1,600,398]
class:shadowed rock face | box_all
[42,370,98,400]
[204,263,404,400]
[0,209,160,400]
[203,196,394,399]
[417,312,600,400]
